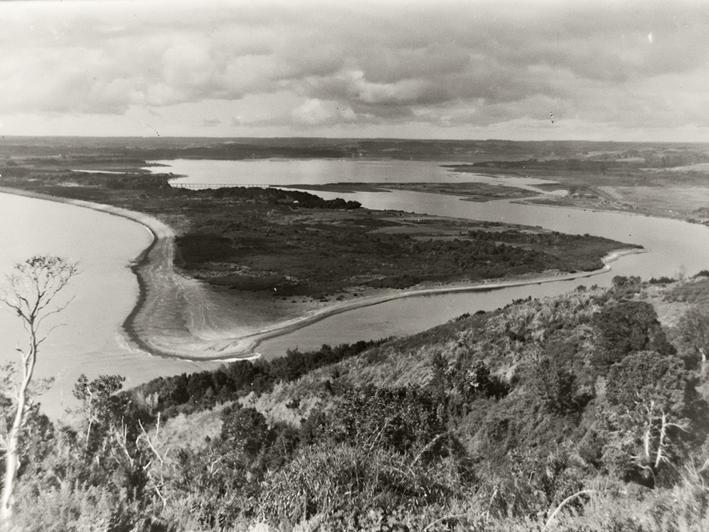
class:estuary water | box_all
[151,158,559,192]
[2,158,709,416]
[257,189,709,357]
[151,158,709,357]
[0,193,221,418]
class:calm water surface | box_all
[257,190,709,357]
[150,158,558,192]
[0,193,219,417]
[4,158,709,415]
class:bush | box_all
[593,301,674,368]
[258,443,462,529]
[530,356,589,415]
[465,362,510,400]
[301,384,450,459]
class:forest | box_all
[2,269,709,531]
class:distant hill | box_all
[1,135,708,163]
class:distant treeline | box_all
[3,136,708,163]
[458,149,709,171]
[202,186,362,209]
[0,167,362,211]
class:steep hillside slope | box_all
[12,276,709,531]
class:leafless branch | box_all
[137,416,166,467]
[545,489,596,528]
[411,432,448,467]
[36,296,75,330]
[112,421,135,469]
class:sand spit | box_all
[0,187,643,362]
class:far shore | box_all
[0,186,644,362]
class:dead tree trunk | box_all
[699,347,706,379]
[0,335,36,523]
[0,256,77,527]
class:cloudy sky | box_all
[2,0,708,140]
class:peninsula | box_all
[0,156,637,360]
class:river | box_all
[2,158,708,416]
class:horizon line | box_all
[0,134,707,146]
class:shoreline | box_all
[0,186,643,362]
[235,246,642,356]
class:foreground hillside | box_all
[9,275,709,530]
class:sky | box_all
[1,0,709,141]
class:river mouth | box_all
[0,190,223,419]
[136,158,709,359]
[4,157,709,417]
[126,251,635,362]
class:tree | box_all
[593,300,674,368]
[73,374,126,452]
[530,356,585,415]
[466,361,510,400]
[610,275,642,299]
[221,406,270,461]
[675,308,709,377]
[0,255,77,524]
[600,351,702,485]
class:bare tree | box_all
[0,255,77,525]
[635,399,689,480]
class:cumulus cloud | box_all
[1,0,708,139]
[291,98,356,126]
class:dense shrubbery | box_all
[205,186,361,209]
[6,280,709,530]
[592,300,675,367]
[174,233,236,263]
[129,340,385,418]
[0,165,626,298]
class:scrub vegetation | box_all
[3,274,709,530]
[0,169,629,302]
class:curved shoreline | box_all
[0,186,175,358]
[0,186,643,362]
[237,246,642,355]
